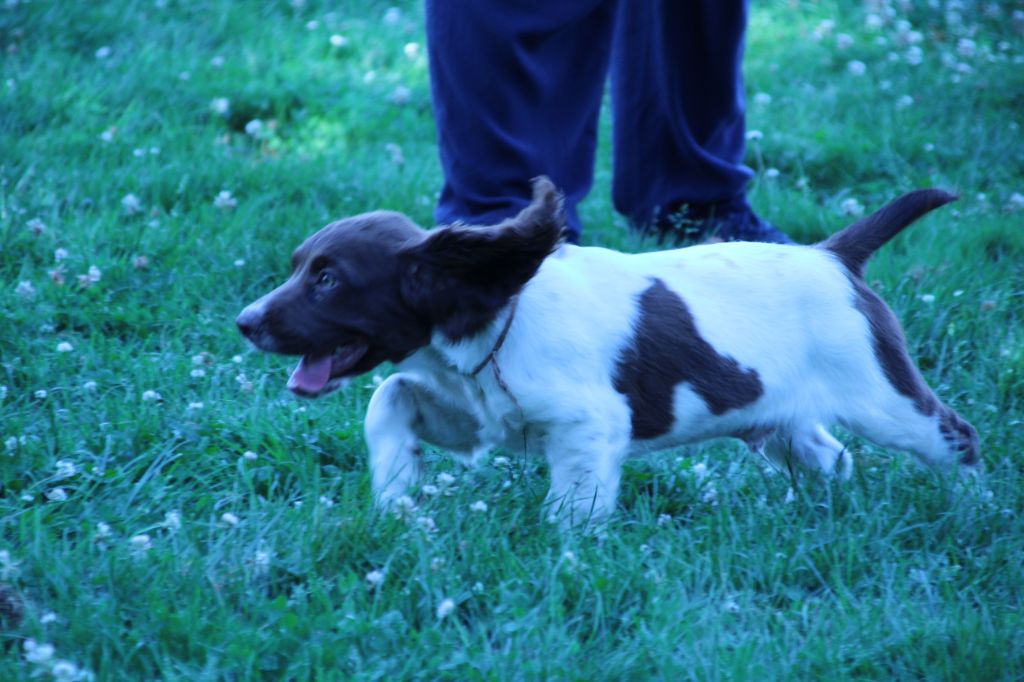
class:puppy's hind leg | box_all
[841,391,980,476]
[364,373,484,507]
[764,424,852,480]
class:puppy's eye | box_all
[315,271,337,288]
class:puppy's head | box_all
[237,177,564,397]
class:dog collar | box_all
[470,295,519,377]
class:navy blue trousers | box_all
[426,0,754,241]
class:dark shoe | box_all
[655,201,795,245]
[709,211,794,244]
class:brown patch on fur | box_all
[614,278,764,439]
[938,406,980,466]
[850,277,937,416]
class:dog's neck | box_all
[431,297,519,377]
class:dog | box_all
[237,177,979,526]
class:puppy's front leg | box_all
[544,422,631,530]
[364,373,484,507]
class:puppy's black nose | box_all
[236,307,265,339]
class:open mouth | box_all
[286,340,368,397]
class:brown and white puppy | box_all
[238,178,979,526]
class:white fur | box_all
[365,241,968,526]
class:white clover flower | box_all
[40,611,59,625]
[764,168,780,179]
[51,660,83,682]
[1006,192,1024,211]
[86,265,102,283]
[836,33,854,50]
[392,494,417,518]
[416,516,437,533]
[214,190,238,210]
[121,193,142,214]
[319,495,335,508]
[20,493,33,502]
[34,389,48,400]
[701,483,718,505]
[784,487,796,504]
[244,119,264,138]
[864,13,884,30]
[163,510,181,531]
[95,46,112,59]
[96,522,113,539]
[24,640,56,664]
[753,92,771,106]
[54,247,69,262]
[366,569,386,588]
[657,513,673,527]
[130,534,152,554]
[15,280,36,299]
[811,19,835,41]
[403,42,420,60]
[54,459,76,479]
[27,217,46,236]
[56,341,74,353]
[904,30,924,45]
[4,436,17,452]
[190,368,206,378]
[745,129,764,142]
[252,550,272,575]
[691,461,709,481]
[492,455,510,468]
[385,142,405,166]
[221,512,240,527]
[242,450,258,461]
[840,197,864,216]
[141,389,162,402]
[187,401,204,410]
[232,355,244,364]
[210,97,230,116]
[847,60,867,76]
[329,34,349,47]
[896,94,914,109]
[99,127,116,142]
[47,487,68,502]
[957,38,976,59]
[469,500,488,513]
[905,46,924,66]
[436,597,455,620]
[234,258,246,268]
[430,557,446,571]
[421,484,440,496]
[383,7,402,25]
[0,549,19,578]
[388,85,412,105]
[722,598,741,614]
[920,294,936,303]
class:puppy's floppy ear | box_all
[400,176,565,341]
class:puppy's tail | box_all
[821,189,958,277]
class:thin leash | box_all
[470,296,528,452]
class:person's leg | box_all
[426,0,615,242]
[610,0,791,243]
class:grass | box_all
[2,0,1023,679]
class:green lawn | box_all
[2,0,1023,679]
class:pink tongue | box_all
[287,355,333,394]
